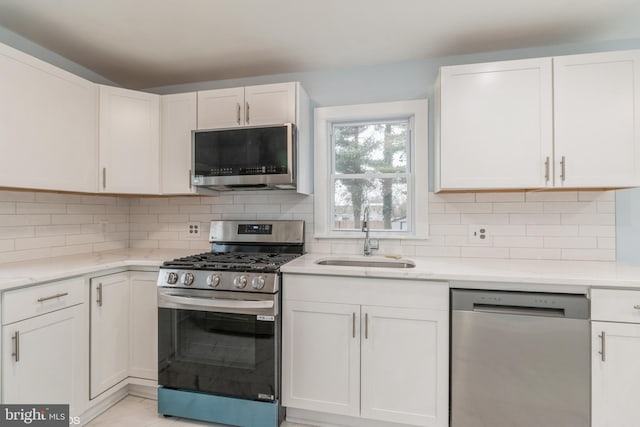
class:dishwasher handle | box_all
[451,289,590,320]
[473,303,565,318]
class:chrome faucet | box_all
[362,204,372,256]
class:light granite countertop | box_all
[1,249,640,294]
[0,249,194,291]
[281,253,640,294]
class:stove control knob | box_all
[166,272,179,285]
[207,274,221,288]
[252,276,265,290]
[182,272,195,286]
[234,275,248,289]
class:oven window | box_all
[158,308,278,401]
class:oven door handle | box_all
[159,292,274,310]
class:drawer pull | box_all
[365,313,369,339]
[352,312,356,338]
[37,292,69,303]
[598,331,606,362]
[12,331,19,362]
[96,283,103,307]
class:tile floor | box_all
[86,396,310,427]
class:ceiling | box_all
[0,0,639,89]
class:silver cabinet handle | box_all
[37,292,69,303]
[12,331,19,362]
[544,156,550,182]
[365,313,369,339]
[102,167,107,189]
[352,312,356,338]
[560,156,566,182]
[188,169,192,190]
[245,102,250,124]
[599,331,606,362]
[634,305,640,310]
[236,103,241,125]
[96,283,103,307]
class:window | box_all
[314,100,428,239]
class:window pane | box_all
[333,177,409,231]
[333,121,408,174]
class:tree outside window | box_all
[331,120,410,232]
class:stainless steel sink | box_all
[315,258,416,269]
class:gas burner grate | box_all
[161,251,301,272]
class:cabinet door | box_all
[592,321,640,427]
[438,58,553,190]
[197,87,244,129]
[554,51,640,188]
[99,85,160,194]
[361,306,448,427]
[2,304,87,417]
[161,92,197,194]
[129,272,158,380]
[244,82,296,126]
[0,42,98,193]
[90,272,130,398]
[282,300,360,417]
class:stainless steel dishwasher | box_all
[450,289,590,427]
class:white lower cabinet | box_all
[591,321,640,427]
[129,272,158,380]
[282,274,448,427]
[360,306,446,426]
[1,278,88,418]
[591,288,640,427]
[283,301,361,417]
[90,272,131,398]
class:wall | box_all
[129,190,615,261]
[616,187,640,265]
[0,190,129,263]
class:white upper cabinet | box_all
[244,83,296,126]
[197,82,296,129]
[437,50,640,191]
[197,87,245,129]
[99,85,161,194]
[554,51,640,188]
[161,92,197,194]
[437,58,553,190]
[0,42,98,193]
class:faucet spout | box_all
[362,204,372,256]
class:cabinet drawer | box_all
[591,288,640,323]
[2,277,85,325]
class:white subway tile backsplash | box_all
[509,248,562,260]
[525,192,578,202]
[0,202,16,214]
[526,225,579,236]
[0,188,620,263]
[493,202,543,213]
[543,236,597,249]
[562,249,615,261]
[475,193,525,202]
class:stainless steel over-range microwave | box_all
[191,123,296,191]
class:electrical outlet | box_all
[186,222,200,239]
[468,225,489,245]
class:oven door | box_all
[158,288,280,402]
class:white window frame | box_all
[314,99,429,239]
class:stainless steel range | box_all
[156,220,304,427]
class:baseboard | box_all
[79,378,158,426]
